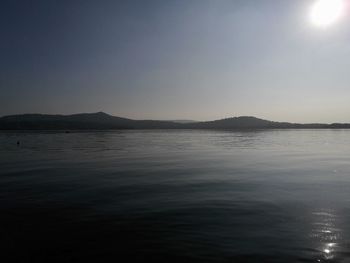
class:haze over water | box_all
[1,130,350,262]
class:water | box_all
[1,130,350,262]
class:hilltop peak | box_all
[72,112,113,118]
[93,111,110,116]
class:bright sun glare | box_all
[310,0,345,27]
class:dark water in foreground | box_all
[1,130,350,262]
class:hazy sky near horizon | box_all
[1,0,350,122]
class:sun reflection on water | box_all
[311,210,340,261]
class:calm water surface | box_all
[1,130,350,262]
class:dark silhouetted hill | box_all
[0,112,349,130]
[182,116,338,129]
[183,116,286,129]
[0,112,182,130]
[168,120,198,124]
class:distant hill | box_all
[167,120,198,124]
[0,112,182,130]
[184,116,284,129]
[0,112,349,130]
[183,116,334,129]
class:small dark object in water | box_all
[65,131,70,133]
[17,141,20,145]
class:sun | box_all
[310,0,345,27]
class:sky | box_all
[1,0,350,123]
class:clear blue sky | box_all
[1,0,350,122]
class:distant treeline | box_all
[0,112,349,130]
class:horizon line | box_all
[1,111,350,125]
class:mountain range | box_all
[0,112,349,130]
